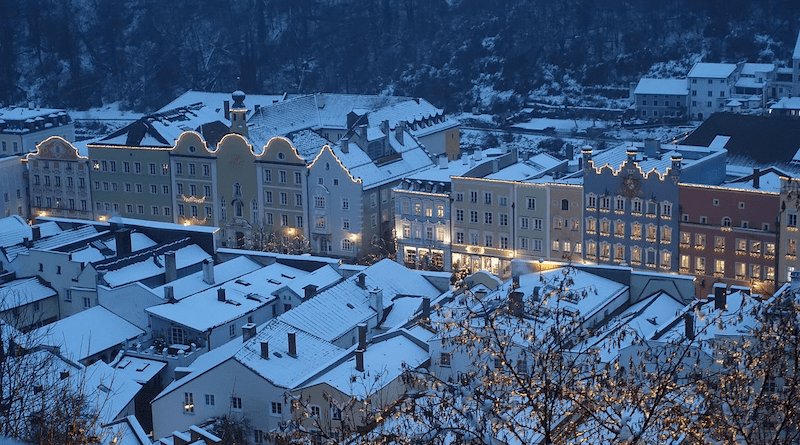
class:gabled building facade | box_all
[25,136,92,220]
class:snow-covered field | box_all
[512,118,608,131]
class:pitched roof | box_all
[0,277,57,311]
[279,259,441,342]
[682,112,800,163]
[33,306,145,362]
[687,62,737,78]
[146,263,306,332]
[299,332,429,398]
[235,319,344,388]
[93,103,225,148]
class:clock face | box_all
[622,176,640,197]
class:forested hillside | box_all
[1,0,798,112]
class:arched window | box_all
[722,217,731,227]
[234,200,243,217]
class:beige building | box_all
[25,136,92,220]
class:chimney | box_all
[644,139,660,158]
[509,291,524,317]
[287,332,297,357]
[438,155,448,169]
[357,273,366,289]
[115,228,132,256]
[242,323,257,342]
[357,323,367,350]
[217,288,226,302]
[341,137,349,153]
[369,288,384,321]
[790,271,800,292]
[713,284,727,311]
[260,341,269,359]
[31,226,41,241]
[224,100,230,120]
[752,168,760,189]
[395,122,404,144]
[358,124,367,141]
[475,149,483,160]
[355,350,364,372]
[202,259,215,285]
[421,297,431,320]
[381,120,390,136]
[627,149,637,163]
[511,259,526,289]
[23,237,32,248]
[566,143,574,160]
[164,251,177,283]
[492,159,499,173]
[303,284,317,300]
[684,312,695,340]
[581,146,593,170]
[164,285,175,302]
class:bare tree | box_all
[1,290,115,445]
[695,288,800,445]
[370,266,603,445]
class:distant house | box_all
[632,78,689,121]
[769,96,800,117]
[687,63,739,120]
[150,319,344,441]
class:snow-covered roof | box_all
[633,78,688,96]
[146,262,305,332]
[770,96,800,110]
[399,149,505,184]
[100,244,211,288]
[34,306,145,362]
[687,62,737,79]
[158,91,286,116]
[584,291,686,363]
[299,332,428,398]
[24,225,103,252]
[0,106,69,123]
[654,289,760,346]
[93,103,225,149]
[277,264,343,299]
[589,140,724,177]
[331,130,435,189]
[247,93,449,147]
[288,129,330,160]
[235,319,344,388]
[722,170,783,193]
[0,277,57,311]
[113,355,167,384]
[105,216,219,234]
[279,259,441,342]
[150,256,262,300]
[0,217,61,249]
[739,63,775,76]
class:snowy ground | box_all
[70,103,143,141]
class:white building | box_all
[688,63,739,120]
[632,78,689,121]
